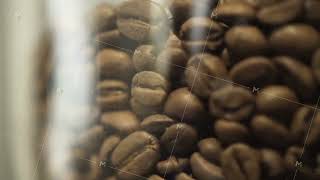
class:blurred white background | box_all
[0,0,44,179]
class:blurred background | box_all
[1,0,45,179]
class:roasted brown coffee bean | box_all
[95,29,138,50]
[198,138,222,164]
[133,45,158,72]
[269,24,320,58]
[164,88,206,123]
[305,0,320,24]
[101,111,140,136]
[257,0,303,26]
[156,157,189,175]
[273,56,317,101]
[312,48,320,83]
[161,123,198,155]
[96,49,134,81]
[90,3,116,33]
[260,149,286,180]
[209,86,255,121]
[116,0,170,42]
[111,131,160,180]
[251,115,290,148]
[77,125,106,153]
[130,98,163,117]
[156,48,188,80]
[105,176,117,180]
[180,17,225,53]
[190,153,225,180]
[291,107,320,147]
[175,172,195,180]
[148,175,164,180]
[99,135,121,162]
[221,143,261,180]
[132,71,170,107]
[168,0,218,32]
[225,25,268,59]
[213,2,256,25]
[230,56,278,88]
[140,114,175,138]
[185,53,228,98]
[214,119,249,144]
[284,146,319,179]
[96,80,129,110]
[256,85,298,120]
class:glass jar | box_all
[2,0,320,180]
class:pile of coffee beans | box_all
[68,0,320,179]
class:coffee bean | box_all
[256,85,298,120]
[213,2,256,25]
[96,49,134,81]
[161,123,198,155]
[209,86,255,121]
[101,111,140,136]
[132,71,170,107]
[148,175,164,180]
[251,115,290,148]
[77,125,106,153]
[260,149,286,179]
[140,114,175,138]
[221,143,261,180]
[185,53,228,98]
[225,25,268,59]
[99,135,121,163]
[156,156,189,175]
[130,98,163,117]
[273,56,317,101]
[95,29,138,50]
[198,138,222,164]
[116,0,170,42]
[190,153,225,180]
[269,24,320,58]
[175,172,195,180]
[230,56,278,88]
[111,131,160,180]
[96,80,129,110]
[156,47,188,80]
[105,176,117,180]
[284,146,319,180]
[168,0,218,33]
[312,48,320,83]
[291,107,320,147]
[214,119,249,144]
[90,3,116,33]
[305,0,320,25]
[180,17,225,53]
[257,0,303,26]
[164,88,206,123]
[133,45,158,72]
